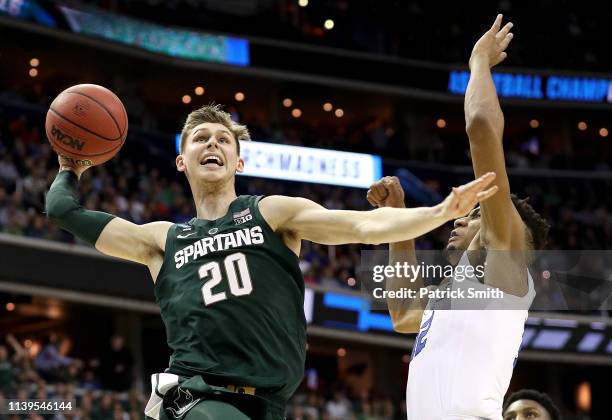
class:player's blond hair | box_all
[179,104,250,154]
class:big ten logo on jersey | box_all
[233,208,252,225]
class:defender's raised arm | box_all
[465,14,525,250]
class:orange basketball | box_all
[45,84,128,167]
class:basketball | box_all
[45,84,128,167]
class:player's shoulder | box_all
[141,221,174,251]
[258,195,318,232]
[142,220,174,232]
[259,195,319,207]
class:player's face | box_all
[503,399,552,420]
[176,122,244,184]
[447,206,481,251]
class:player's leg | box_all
[183,399,251,420]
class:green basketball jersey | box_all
[155,195,306,402]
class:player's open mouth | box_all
[200,154,224,167]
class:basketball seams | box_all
[64,90,125,139]
[48,107,121,142]
[121,104,129,138]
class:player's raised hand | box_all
[469,14,514,69]
[367,176,405,208]
[439,172,498,220]
[58,155,90,179]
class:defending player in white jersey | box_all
[367,15,550,420]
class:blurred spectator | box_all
[325,390,354,419]
[0,345,15,393]
[91,392,115,420]
[101,336,134,392]
[34,334,72,382]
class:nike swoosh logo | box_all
[177,232,197,239]
[169,399,201,418]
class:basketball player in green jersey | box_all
[46,105,498,420]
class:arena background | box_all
[0,0,611,419]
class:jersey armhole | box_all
[253,195,273,231]
[153,224,177,289]
[253,196,300,262]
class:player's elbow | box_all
[45,192,77,221]
[390,310,421,334]
[355,222,384,245]
[465,109,503,140]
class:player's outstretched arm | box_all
[260,173,498,246]
[465,14,525,250]
[367,176,425,334]
[45,158,170,280]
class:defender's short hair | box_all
[511,195,550,250]
[503,389,561,420]
[179,104,250,154]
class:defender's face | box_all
[176,122,243,183]
[447,206,481,251]
[503,399,552,420]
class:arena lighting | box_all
[29,58,39,67]
[337,348,347,357]
[304,288,314,324]
[576,382,592,412]
[543,318,578,328]
[599,128,609,138]
[436,118,446,128]
[298,0,308,7]
[291,108,302,118]
[5,302,15,311]
[182,95,191,104]
[520,328,537,347]
[530,329,572,350]
[323,102,333,112]
[529,119,540,128]
[577,333,604,352]
[234,92,245,102]
[194,86,205,96]
[28,68,38,77]
[282,98,293,107]
[324,19,335,30]
[334,108,344,118]
[578,121,588,130]
[346,277,356,287]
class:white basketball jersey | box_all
[406,252,534,420]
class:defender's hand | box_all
[469,14,514,69]
[439,172,498,220]
[367,176,405,208]
[58,155,89,179]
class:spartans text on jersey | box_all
[174,226,264,269]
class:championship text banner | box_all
[238,141,382,188]
[175,136,383,188]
